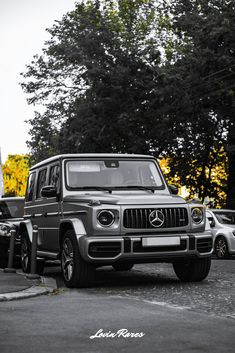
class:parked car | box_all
[19,154,213,287]
[206,209,235,259]
[0,197,25,268]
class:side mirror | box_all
[41,185,58,198]
[208,217,215,228]
[169,184,178,195]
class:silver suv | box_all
[20,154,213,287]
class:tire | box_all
[173,257,211,282]
[37,260,45,275]
[214,236,230,259]
[21,233,44,275]
[0,243,8,269]
[21,233,31,273]
[61,230,95,288]
[112,263,134,271]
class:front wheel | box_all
[61,230,95,288]
[214,236,230,259]
[173,257,211,282]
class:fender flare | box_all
[19,220,33,243]
[59,218,87,247]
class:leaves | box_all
[3,155,30,197]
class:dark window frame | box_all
[36,168,48,200]
[26,172,36,202]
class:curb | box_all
[0,276,57,302]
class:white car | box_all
[206,209,235,259]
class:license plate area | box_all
[142,237,181,247]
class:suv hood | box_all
[63,193,186,205]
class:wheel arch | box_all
[59,219,86,248]
[19,221,33,243]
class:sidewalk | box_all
[0,269,57,301]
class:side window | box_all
[49,165,60,191]
[26,172,36,202]
[36,169,47,199]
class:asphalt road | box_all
[0,259,234,353]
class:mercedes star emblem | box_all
[149,210,165,228]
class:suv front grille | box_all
[123,208,188,229]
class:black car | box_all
[0,197,24,268]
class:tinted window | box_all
[26,172,36,202]
[49,165,60,190]
[214,211,235,225]
[36,169,47,199]
[0,199,24,219]
[66,160,164,189]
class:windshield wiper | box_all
[111,185,158,193]
[77,186,112,194]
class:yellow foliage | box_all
[3,155,30,197]
[159,146,228,206]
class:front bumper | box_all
[78,231,213,264]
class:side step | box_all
[37,251,59,259]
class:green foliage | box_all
[22,0,167,161]
[21,0,234,206]
[161,0,235,207]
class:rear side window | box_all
[36,169,47,199]
[26,172,36,202]
[49,165,60,191]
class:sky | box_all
[0,0,77,162]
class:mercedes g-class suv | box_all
[19,154,213,287]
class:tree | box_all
[21,0,170,162]
[3,155,30,197]
[21,0,233,206]
[163,0,235,207]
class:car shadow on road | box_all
[43,263,211,290]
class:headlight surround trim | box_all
[97,210,115,227]
[191,207,204,224]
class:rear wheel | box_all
[0,243,8,268]
[21,233,45,275]
[112,263,134,271]
[61,230,95,288]
[173,257,211,282]
[37,260,45,275]
[214,236,230,259]
[21,233,31,273]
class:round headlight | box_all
[97,210,115,227]
[191,208,204,224]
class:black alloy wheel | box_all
[21,233,31,273]
[61,230,95,288]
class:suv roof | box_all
[30,153,155,170]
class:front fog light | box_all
[97,210,115,227]
[191,207,204,224]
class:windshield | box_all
[214,211,235,225]
[65,160,164,190]
[0,199,24,219]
